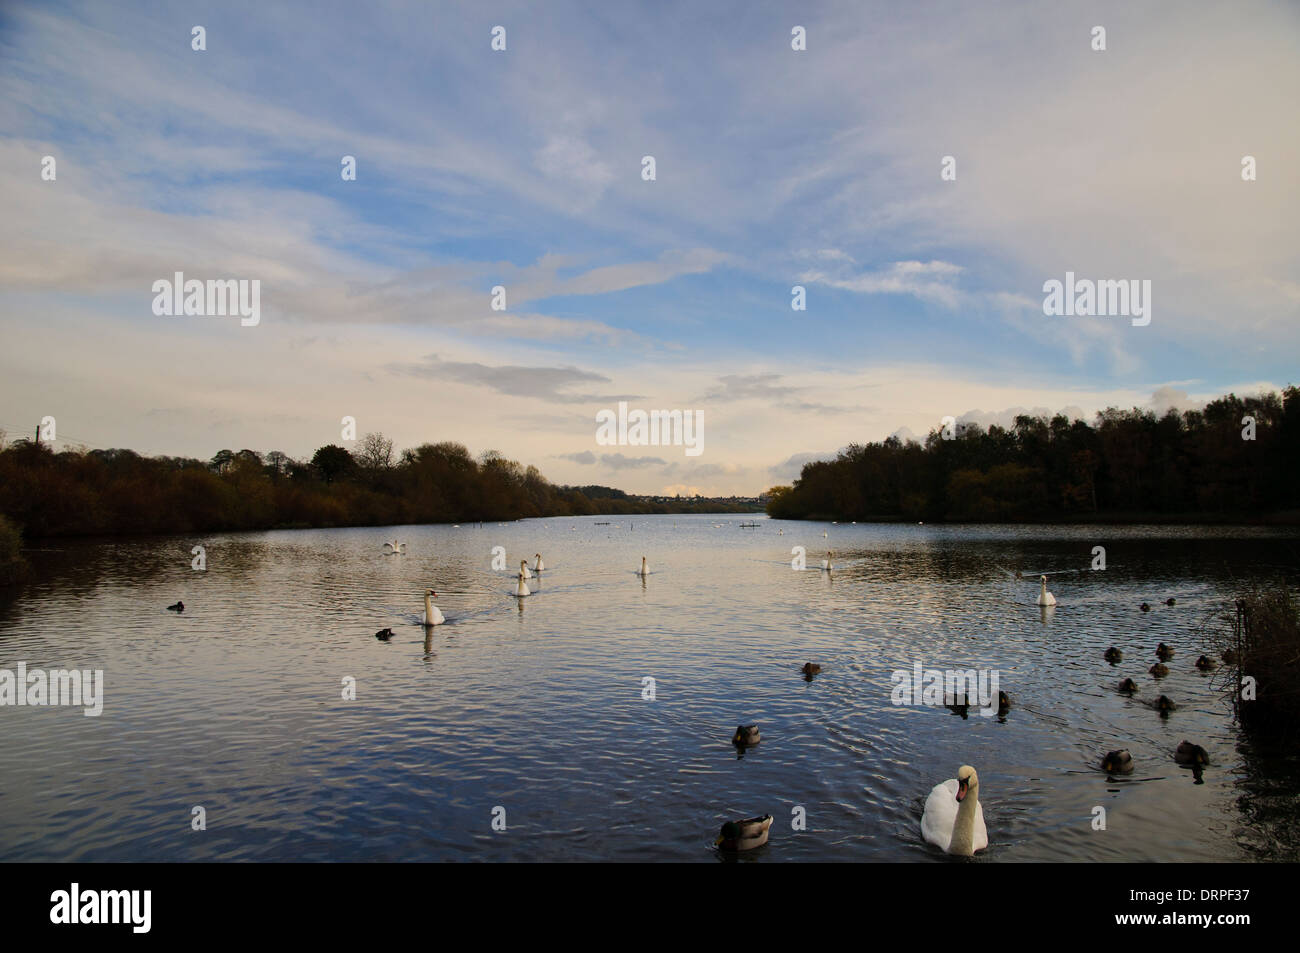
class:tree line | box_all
[0,434,753,539]
[766,388,1300,522]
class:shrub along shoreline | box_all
[766,388,1300,523]
[0,436,755,540]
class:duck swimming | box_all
[1156,643,1175,660]
[1149,662,1169,677]
[715,815,773,852]
[1175,741,1209,765]
[1103,647,1123,663]
[1153,694,1177,712]
[166,601,184,612]
[1118,677,1139,694]
[732,724,761,747]
[1165,597,1176,606]
[801,662,822,678]
[1101,750,1134,774]
[1140,603,1151,613]
[374,628,394,641]
[1195,654,1217,671]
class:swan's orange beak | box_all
[956,778,968,802]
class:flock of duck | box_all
[164,535,1222,859]
[719,573,1223,857]
[1098,619,1224,782]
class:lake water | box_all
[1,515,1297,862]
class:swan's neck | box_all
[424,592,433,619]
[949,784,979,855]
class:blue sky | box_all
[1,0,1297,494]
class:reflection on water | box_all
[0,516,1297,861]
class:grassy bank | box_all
[1219,587,1300,740]
[0,514,26,585]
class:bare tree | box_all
[357,432,394,470]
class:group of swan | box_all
[516,553,545,596]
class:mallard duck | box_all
[732,724,761,746]
[1222,648,1239,665]
[374,628,394,641]
[1101,750,1134,774]
[1103,647,1123,663]
[1165,597,1176,606]
[801,662,822,677]
[1156,643,1175,660]
[167,601,184,612]
[1154,694,1177,712]
[1195,654,1217,671]
[1175,741,1209,766]
[1118,677,1139,694]
[997,691,1012,716]
[715,814,773,851]
[1140,602,1151,612]
[1149,662,1169,677]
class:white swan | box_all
[520,559,532,580]
[821,550,833,571]
[638,556,649,576]
[534,553,545,572]
[383,539,406,555]
[423,589,445,626]
[515,571,531,598]
[1037,574,1056,606]
[921,765,988,856]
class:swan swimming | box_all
[534,553,545,572]
[515,571,531,598]
[520,559,532,580]
[383,540,406,555]
[423,589,445,626]
[637,556,648,576]
[1037,575,1056,606]
[821,550,833,571]
[920,765,988,856]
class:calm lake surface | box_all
[2,515,1298,862]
